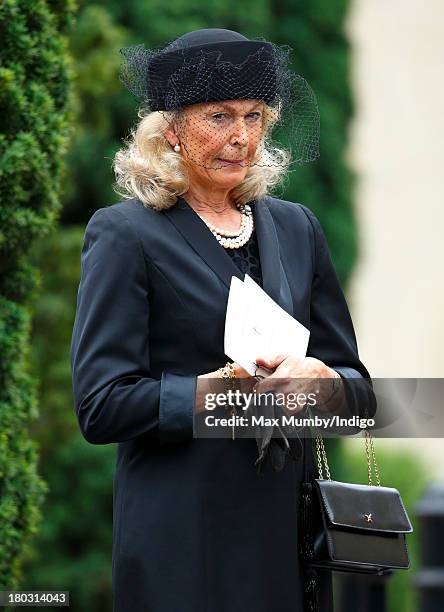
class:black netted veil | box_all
[119,28,320,170]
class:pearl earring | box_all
[174,143,180,152]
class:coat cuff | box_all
[159,372,196,444]
[333,366,364,379]
[331,367,377,421]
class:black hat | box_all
[145,29,278,110]
[119,28,320,166]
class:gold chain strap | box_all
[310,376,380,486]
[314,428,380,486]
[364,428,381,486]
[315,435,331,480]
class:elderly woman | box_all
[70,28,375,612]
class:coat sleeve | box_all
[301,205,377,423]
[70,206,196,445]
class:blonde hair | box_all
[112,104,291,211]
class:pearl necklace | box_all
[197,204,254,249]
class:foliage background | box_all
[0,0,75,593]
[0,1,428,611]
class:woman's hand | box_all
[256,354,336,379]
[253,353,345,415]
[195,362,255,415]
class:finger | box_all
[255,354,286,369]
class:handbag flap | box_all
[314,479,413,533]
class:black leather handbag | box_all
[299,427,413,576]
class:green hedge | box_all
[0,0,75,589]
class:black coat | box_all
[70,195,374,612]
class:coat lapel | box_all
[163,195,286,310]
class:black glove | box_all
[249,364,303,473]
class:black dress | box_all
[70,195,374,612]
[224,228,263,288]
[224,228,333,611]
